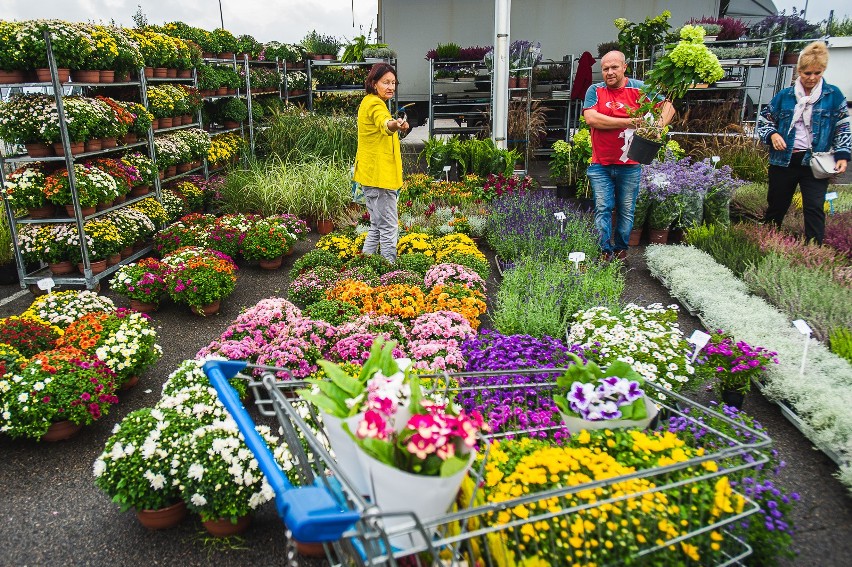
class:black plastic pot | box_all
[627,134,663,165]
[721,389,746,410]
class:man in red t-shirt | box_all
[583,51,673,260]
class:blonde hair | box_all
[798,41,829,71]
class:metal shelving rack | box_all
[307,58,397,113]
[0,31,174,290]
[200,55,247,178]
[530,56,577,157]
[428,59,492,138]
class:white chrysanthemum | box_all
[188,463,205,480]
[93,459,106,477]
[190,493,207,507]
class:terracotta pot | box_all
[120,132,138,144]
[54,141,85,155]
[101,137,117,149]
[518,77,529,89]
[628,228,643,246]
[28,204,56,219]
[218,52,235,60]
[223,120,241,129]
[0,69,26,83]
[99,70,115,83]
[65,204,96,217]
[159,117,174,128]
[131,184,151,197]
[165,165,177,178]
[24,142,53,157]
[648,229,669,244]
[144,66,154,78]
[259,256,283,270]
[36,68,70,82]
[113,194,127,205]
[508,76,518,89]
[217,86,228,96]
[120,375,139,391]
[178,69,192,78]
[107,253,122,266]
[158,170,165,180]
[73,69,100,83]
[166,68,178,78]
[202,52,214,59]
[48,260,74,275]
[316,219,334,235]
[783,51,800,66]
[136,501,187,530]
[120,245,134,259]
[84,139,103,152]
[153,67,168,78]
[176,163,192,173]
[41,420,82,442]
[191,299,221,316]
[285,247,295,257]
[97,199,115,212]
[129,299,158,313]
[202,515,250,537]
[768,53,780,67]
[133,241,149,253]
[294,541,326,557]
[78,259,108,274]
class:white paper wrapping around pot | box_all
[361,450,475,550]
[559,396,658,432]
[321,411,370,497]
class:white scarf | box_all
[789,77,823,134]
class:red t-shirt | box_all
[582,78,646,165]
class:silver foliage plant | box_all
[645,244,852,491]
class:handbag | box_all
[350,166,365,205]
[810,151,837,179]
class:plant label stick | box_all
[554,211,566,233]
[37,277,55,294]
[568,251,585,270]
[687,330,711,363]
[792,319,812,377]
[443,165,451,182]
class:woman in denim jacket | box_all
[756,41,850,244]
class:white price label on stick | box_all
[37,277,55,294]
[792,319,812,336]
[687,330,711,363]
[826,192,838,201]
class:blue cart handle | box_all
[203,360,361,543]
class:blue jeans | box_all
[587,163,642,253]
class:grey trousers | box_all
[362,185,399,262]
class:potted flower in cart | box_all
[626,25,724,164]
[121,102,154,142]
[94,407,197,529]
[553,353,657,432]
[0,347,118,441]
[111,258,168,312]
[698,330,779,409]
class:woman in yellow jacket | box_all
[354,63,409,263]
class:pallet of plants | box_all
[197,326,772,565]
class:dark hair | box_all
[365,63,397,95]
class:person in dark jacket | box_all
[756,41,850,244]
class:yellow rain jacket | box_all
[353,94,403,190]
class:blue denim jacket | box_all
[756,81,851,167]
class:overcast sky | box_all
[772,0,849,23]
[1,0,380,43]
[2,1,848,43]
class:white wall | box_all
[381,0,721,100]
[826,37,852,101]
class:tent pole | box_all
[493,0,510,149]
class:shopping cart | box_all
[204,361,772,566]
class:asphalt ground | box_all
[0,158,850,565]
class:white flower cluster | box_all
[94,312,161,374]
[26,290,115,329]
[567,303,695,400]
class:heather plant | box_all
[287,266,341,307]
[493,257,623,339]
[743,253,852,342]
[830,328,852,364]
[825,211,852,259]
[288,248,343,279]
[684,224,762,278]
[730,182,768,222]
[736,222,852,286]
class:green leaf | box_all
[440,455,469,477]
[297,389,346,416]
[355,435,396,467]
[553,394,569,414]
[317,360,362,396]
[618,397,648,421]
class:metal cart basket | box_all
[204,361,772,566]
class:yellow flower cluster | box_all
[397,232,435,257]
[316,233,365,261]
[326,279,374,312]
[207,132,245,164]
[372,284,427,320]
[470,430,744,567]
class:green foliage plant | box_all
[684,223,763,278]
[829,327,852,363]
[304,298,362,327]
[289,249,344,279]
